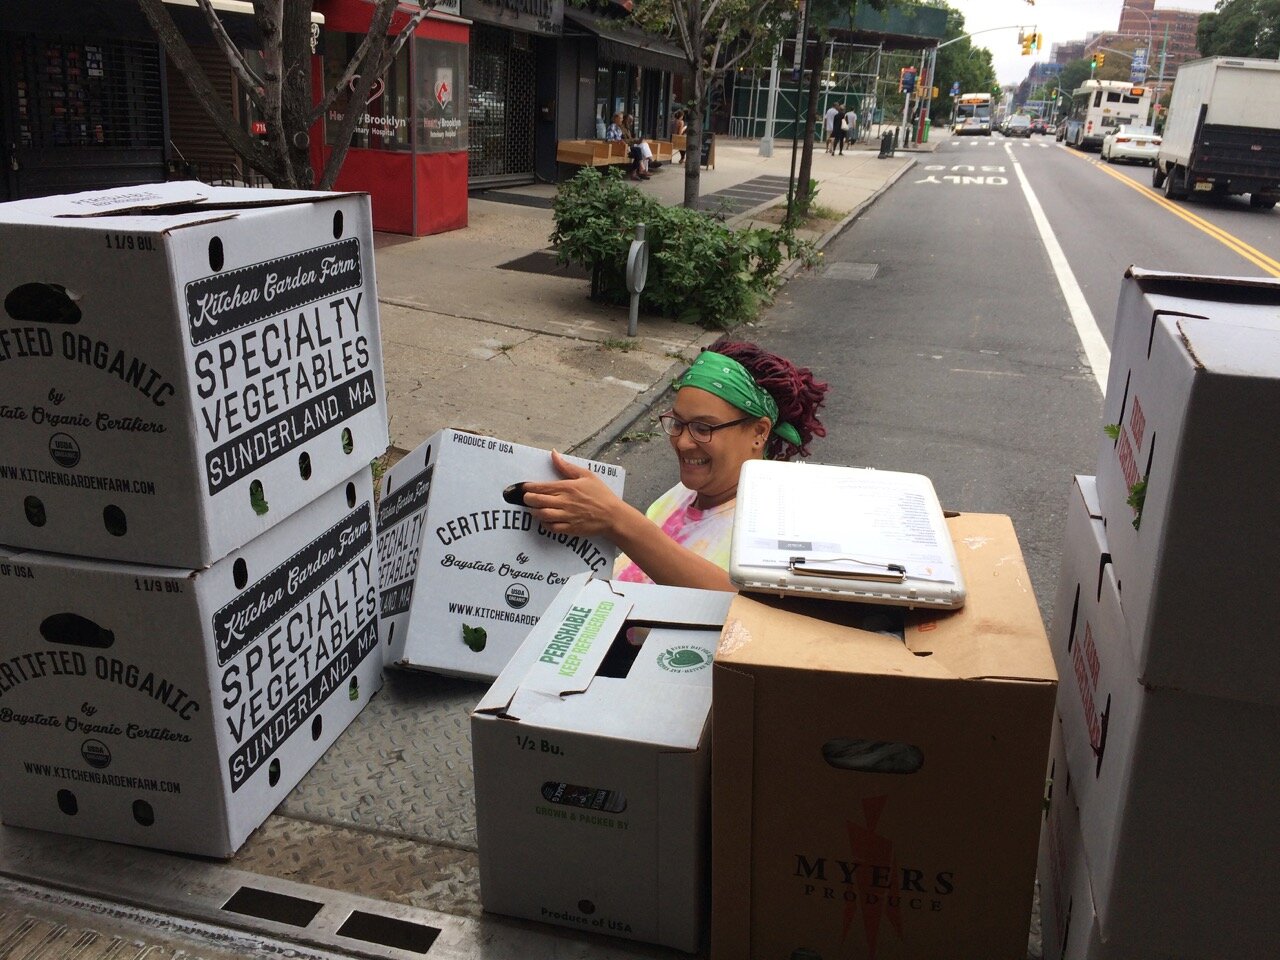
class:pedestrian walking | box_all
[832,109,848,155]
[824,102,841,154]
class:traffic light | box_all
[1097,52,1105,67]
[1036,33,1045,51]
[1089,54,1098,70]
[1021,36,1033,55]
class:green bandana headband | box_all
[677,351,803,447]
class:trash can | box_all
[924,117,932,142]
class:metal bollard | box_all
[878,131,895,158]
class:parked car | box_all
[1030,118,1048,135]
[1005,115,1032,138]
[1044,122,1057,136]
[1102,124,1161,165]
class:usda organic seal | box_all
[656,645,712,673]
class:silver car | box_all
[1102,125,1161,165]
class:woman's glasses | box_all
[658,413,756,443]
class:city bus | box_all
[953,92,993,136]
[1061,79,1153,150]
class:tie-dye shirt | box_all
[612,483,736,584]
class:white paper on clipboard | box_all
[731,461,963,606]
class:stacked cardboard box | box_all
[0,183,390,856]
[376,429,624,680]
[711,512,1058,960]
[1043,269,1280,960]
[472,574,731,951]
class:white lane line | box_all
[1003,142,1109,392]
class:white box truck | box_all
[1154,56,1280,208]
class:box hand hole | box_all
[40,612,115,648]
[208,236,225,271]
[103,504,127,537]
[24,495,47,527]
[132,799,155,826]
[822,739,924,774]
[4,282,82,324]
[250,479,269,516]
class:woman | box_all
[622,113,652,180]
[672,109,687,163]
[523,340,827,591]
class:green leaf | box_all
[1103,423,1121,440]
[1127,477,1147,530]
[462,624,487,652]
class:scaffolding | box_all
[729,40,884,142]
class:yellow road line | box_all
[1065,148,1280,277]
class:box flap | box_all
[717,514,1056,685]
[0,181,355,224]
[1124,265,1280,306]
[1074,475,1102,520]
[1173,314,1280,375]
[905,514,1056,682]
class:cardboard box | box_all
[377,429,624,680]
[0,182,389,568]
[1049,478,1280,958]
[1098,269,1280,705]
[472,575,731,952]
[1038,713,1125,960]
[711,513,1057,960]
[0,467,384,857]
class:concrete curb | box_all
[573,153,917,460]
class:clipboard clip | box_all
[788,556,908,583]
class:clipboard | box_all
[728,460,966,609]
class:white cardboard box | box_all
[0,467,384,857]
[1049,476,1280,958]
[472,574,730,952]
[1098,269,1280,705]
[377,429,624,680]
[0,182,389,568]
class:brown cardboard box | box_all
[711,513,1056,960]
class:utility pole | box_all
[759,41,782,157]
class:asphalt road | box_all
[601,131,1280,628]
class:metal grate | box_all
[13,36,164,150]
[467,25,536,184]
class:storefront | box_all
[459,0,562,187]
[559,9,687,147]
[318,0,470,235]
[0,0,322,201]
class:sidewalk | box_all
[373,132,939,461]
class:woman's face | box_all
[668,386,769,509]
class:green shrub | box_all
[550,168,812,330]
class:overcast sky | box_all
[943,0,1220,86]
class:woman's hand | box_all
[522,450,625,539]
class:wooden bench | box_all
[556,139,630,167]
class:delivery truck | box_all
[1153,56,1280,208]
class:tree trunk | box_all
[137,0,283,182]
[682,2,704,208]
[281,3,316,188]
[794,42,822,220]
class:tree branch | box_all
[195,0,265,114]
[136,0,282,181]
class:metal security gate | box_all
[2,34,165,197]
[467,24,536,187]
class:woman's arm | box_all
[522,451,736,592]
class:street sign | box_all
[950,81,960,96]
